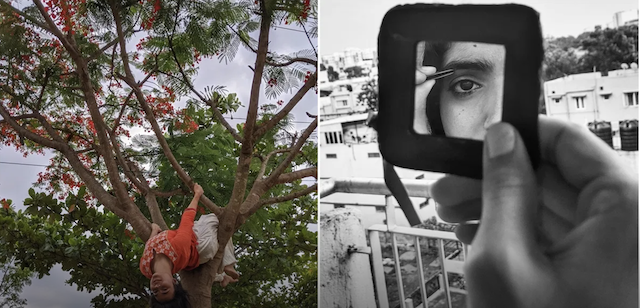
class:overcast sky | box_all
[319,0,639,55]
[0,5,317,307]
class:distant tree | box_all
[543,38,583,81]
[326,65,339,81]
[319,63,326,71]
[0,222,33,308]
[578,25,639,75]
[542,25,638,80]
[356,78,378,111]
[343,66,365,78]
[0,259,32,308]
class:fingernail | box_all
[487,124,515,159]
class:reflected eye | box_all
[449,79,482,97]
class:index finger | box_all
[538,116,635,189]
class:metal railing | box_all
[321,178,467,308]
[368,224,466,308]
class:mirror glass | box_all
[413,41,506,141]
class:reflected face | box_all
[150,272,176,302]
[439,42,505,140]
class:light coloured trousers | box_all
[192,213,237,279]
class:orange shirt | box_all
[139,208,200,278]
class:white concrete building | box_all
[609,10,639,28]
[544,67,638,169]
[544,68,638,135]
[319,77,370,120]
[319,113,443,228]
[321,48,378,72]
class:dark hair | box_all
[149,281,192,308]
[422,41,451,136]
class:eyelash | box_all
[448,79,482,98]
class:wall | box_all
[320,208,376,308]
[544,69,638,150]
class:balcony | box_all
[320,178,467,308]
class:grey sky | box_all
[319,0,638,55]
[0,7,317,308]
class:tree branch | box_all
[0,104,63,150]
[227,7,273,212]
[265,57,317,67]
[165,39,242,143]
[110,2,222,215]
[256,183,317,208]
[152,189,185,198]
[274,167,317,184]
[204,95,243,143]
[144,192,169,230]
[32,0,80,59]
[257,148,289,179]
[253,72,316,139]
[264,117,317,185]
[297,15,317,58]
[87,37,120,63]
[0,2,52,33]
[35,69,51,109]
[0,113,37,125]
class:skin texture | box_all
[430,117,638,308]
[150,183,204,302]
[440,42,505,140]
[151,254,177,302]
[414,41,505,140]
[414,41,437,134]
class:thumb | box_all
[477,122,538,251]
[465,123,552,307]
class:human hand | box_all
[193,183,204,198]
[430,117,638,307]
[414,41,437,134]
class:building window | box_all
[573,96,586,110]
[368,152,381,158]
[624,92,638,106]
[336,99,349,108]
[324,131,343,144]
[326,153,337,159]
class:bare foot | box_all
[220,275,238,287]
[224,265,239,280]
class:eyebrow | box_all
[442,58,495,73]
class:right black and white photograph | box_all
[318,1,638,308]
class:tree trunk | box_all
[180,261,216,308]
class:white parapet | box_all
[320,208,376,308]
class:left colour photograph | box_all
[0,1,318,308]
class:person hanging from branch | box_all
[139,183,239,306]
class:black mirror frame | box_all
[377,4,543,179]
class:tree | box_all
[542,38,582,81]
[578,25,638,75]
[326,65,339,81]
[543,25,639,81]
[356,78,377,112]
[0,222,34,308]
[343,65,364,78]
[0,259,32,308]
[0,0,317,307]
